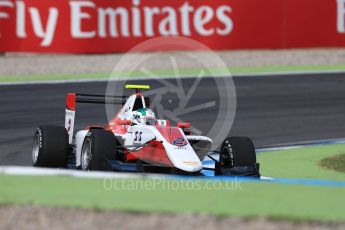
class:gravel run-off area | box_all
[0,49,345,76]
[1,205,345,230]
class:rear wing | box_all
[65,93,127,144]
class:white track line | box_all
[257,138,345,152]
[1,69,345,86]
[0,166,272,180]
[0,166,154,179]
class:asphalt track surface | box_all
[1,73,345,166]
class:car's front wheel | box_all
[215,136,260,177]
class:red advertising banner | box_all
[0,0,344,53]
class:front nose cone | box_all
[175,160,203,172]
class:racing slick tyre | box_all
[215,136,260,177]
[81,129,117,171]
[32,126,69,168]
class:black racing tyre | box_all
[219,136,257,168]
[81,129,117,171]
[32,126,68,168]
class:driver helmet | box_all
[132,108,156,126]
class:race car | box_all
[32,84,260,177]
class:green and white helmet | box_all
[132,108,156,126]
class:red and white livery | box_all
[32,84,260,177]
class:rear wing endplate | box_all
[65,93,127,144]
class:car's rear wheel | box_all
[81,129,117,171]
[32,126,68,168]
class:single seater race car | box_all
[32,84,260,177]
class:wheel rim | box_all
[32,133,40,165]
[220,145,234,168]
[81,138,92,170]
